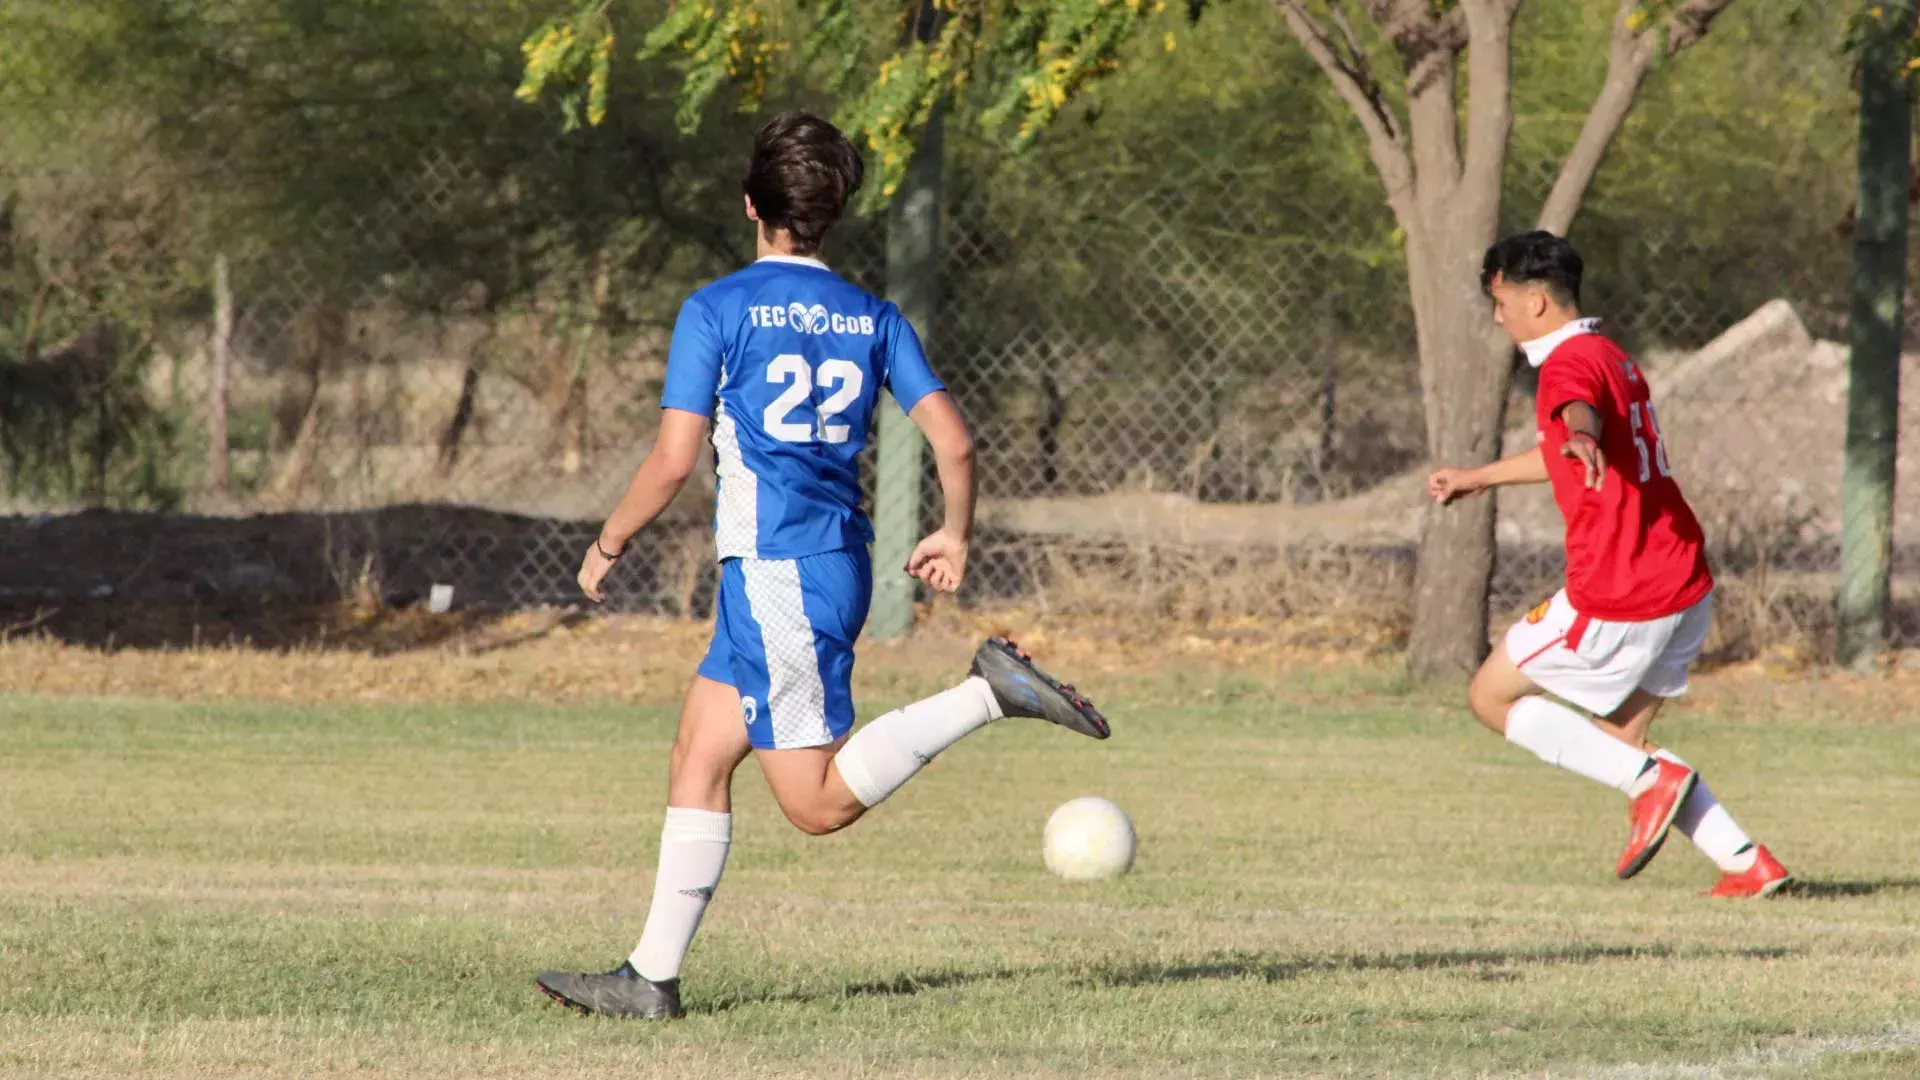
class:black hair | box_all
[1481,230,1583,307]
[742,112,864,255]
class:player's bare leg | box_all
[1595,691,1791,897]
[665,676,755,811]
[758,638,1111,837]
[1465,646,1540,734]
[756,739,863,835]
[537,676,750,1018]
[1467,647,1694,879]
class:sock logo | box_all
[678,886,715,902]
[741,696,758,728]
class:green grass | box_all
[3,663,1919,1078]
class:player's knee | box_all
[778,798,855,837]
[669,737,733,790]
[1465,671,1512,733]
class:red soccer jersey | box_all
[1534,330,1714,621]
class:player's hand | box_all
[1426,467,1485,505]
[906,528,968,594]
[1561,434,1605,491]
[577,540,621,604]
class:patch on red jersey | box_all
[1525,598,1552,625]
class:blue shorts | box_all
[696,547,871,750]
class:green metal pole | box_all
[1837,0,1916,671]
[870,102,944,640]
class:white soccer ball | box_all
[1043,796,1136,881]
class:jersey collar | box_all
[1520,317,1601,367]
[756,254,830,270]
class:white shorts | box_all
[1504,589,1714,716]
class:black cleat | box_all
[536,961,682,1019]
[971,636,1110,739]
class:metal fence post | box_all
[871,103,944,640]
[1836,0,1916,671]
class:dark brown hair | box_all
[1482,230,1583,306]
[742,112,864,255]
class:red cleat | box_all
[1616,758,1697,880]
[1707,845,1792,898]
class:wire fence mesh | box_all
[1,4,1914,659]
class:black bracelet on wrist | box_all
[595,539,624,561]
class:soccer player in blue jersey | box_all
[535,113,1110,1019]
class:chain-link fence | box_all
[2,3,1913,658]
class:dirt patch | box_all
[5,602,1920,713]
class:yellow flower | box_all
[1164,31,1175,52]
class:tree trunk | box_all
[1836,0,1917,670]
[266,369,323,510]
[265,302,340,509]
[1040,364,1064,490]
[559,251,610,479]
[437,351,484,475]
[1401,6,1514,679]
[208,253,234,503]
[1406,238,1514,677]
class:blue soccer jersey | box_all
[661,255,944,561]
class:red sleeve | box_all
[1536,340,1612,424]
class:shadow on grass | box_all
[1076,943,1791,989]
[1781,878,1920,900]
[702,943,1795,1013]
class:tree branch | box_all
[1357,0,1470,215]
[1456,0,1519,233]
[1371,0,1467,95]
[1537,0,1738,236]
[1273,0,1416,217]
[1666,0,1735,55]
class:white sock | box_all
[1655,749,1758,873]
[832,676,1003,808]
[628,807,731,982]
[1505,696,1655,795]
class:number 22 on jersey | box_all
[762,354,863,444]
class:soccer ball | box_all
[1042,796,1136,881]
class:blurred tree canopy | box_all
[516,0,1180,202]
[0,0,1862,508]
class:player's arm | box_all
[578,409,708,603]
[1426,447,1549,504]
[902,391,974,594]
[1555,400,1605,490]
[880,304,973,593]
[579,295,720,603]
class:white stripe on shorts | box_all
[740,558,832,749]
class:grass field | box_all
[3,624,1919,1078]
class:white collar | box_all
[1521,317,1601,367]
[756,254,829,270]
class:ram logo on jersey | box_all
[747,302,876,336]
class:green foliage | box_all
[517,1,1179,204]
[1841,0,1920,83]
[517,6,618,130]
[0,0,763,506]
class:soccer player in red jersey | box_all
[1427,231,1790,898]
